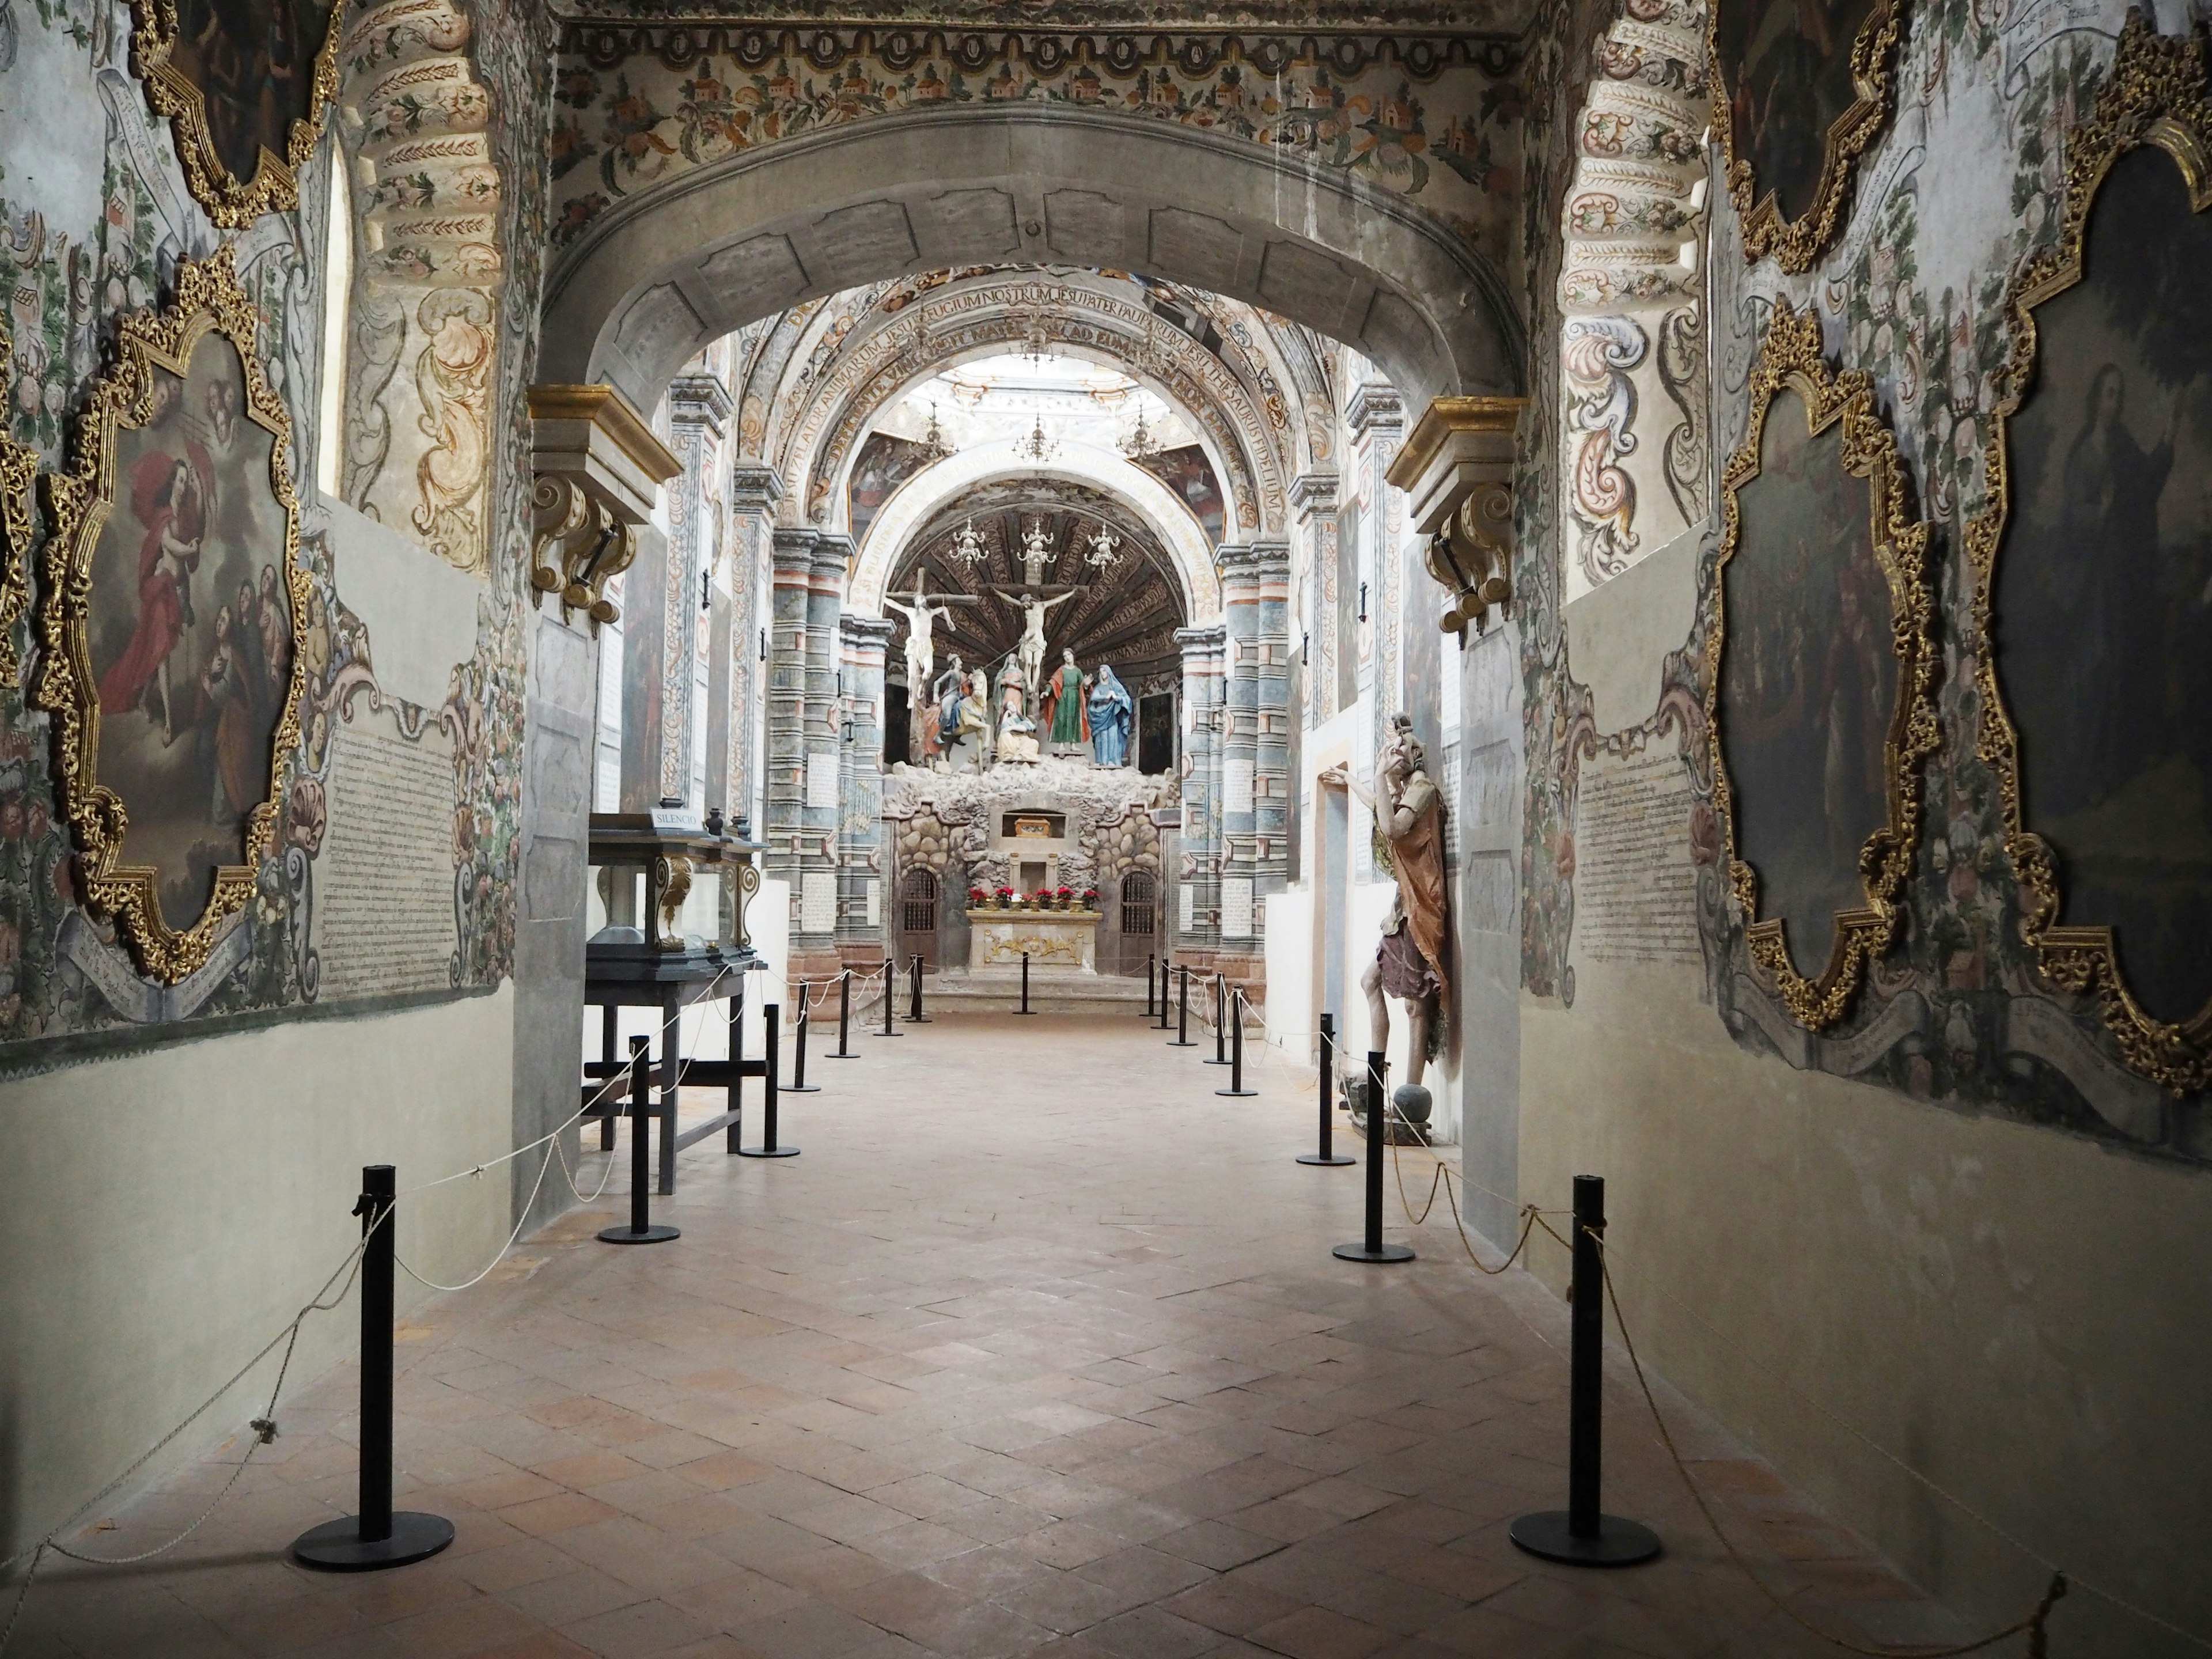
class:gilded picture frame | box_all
[1710,0,1909,273]
[1707,301,1938,1030]
[0,317,35,684]
[35,247,309,984]
[1965,15,2212,1094]
[128,0,345,228]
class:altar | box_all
[967,906,1103,971]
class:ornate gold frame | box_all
[1710,0,1908,273]
[1965,15,2212,1093]
[1707,301,1938,1029]
[35,247,310,984]
[128,0,344,228]
[0,317,35,684]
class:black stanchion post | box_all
[1206,974,1230,1065]
[1143,954,1156,1019]
[293,1166,456,1570]
[1299,1013,1355,1166]
[598,1005,617,1149]
[785,981,820,1092]
[879,965,902,1037]
[1215,990,1257,1097]
[726,984,746,1152]
[1168,963,1196,1046]
[830,969,856,1057]
[741,1006,800,1157]
[1511,1175,1661,1566]
[602,1036,681,1244]
[1334,1050,1412,1264]
[1156,958,1171,1031]
[1013,950,1036,1015]
[906,953,933,1022]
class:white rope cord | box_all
[395,1133,563,1296]
[556,1128,620,1205]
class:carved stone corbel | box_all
[1386,397,1527,637]
[528,383,681,631]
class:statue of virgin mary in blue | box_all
[1087,664,1135,767]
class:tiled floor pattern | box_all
[9,1014,1964,1659]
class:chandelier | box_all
[1082,522,1122,574]
[1014,412,1059,466]
[1118,407,1161,461]
[945,518,988,572]
[919,401,955,463]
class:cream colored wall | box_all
[0,989,516,1560]
[1521,932,2212,1653]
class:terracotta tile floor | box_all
[7,1014,1964,1658]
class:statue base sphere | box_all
[1392,1084,1433,1126]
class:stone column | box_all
[788,534,849,981]
[767,527,820,957]
[1346,381,1404,764]
[837,612,895,965]
[1173,623,1228,964]
[726,465,781,834]
[1290,475,1340,727]
[661,373,729,815]
[1216,538,1291,983]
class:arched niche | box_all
[850,438,1222,624]
[539,105,1521,421]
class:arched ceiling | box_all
[727,266,1319,538]
[884,480,1189,693]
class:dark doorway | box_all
[1138,693,1175,775]
[900,868,940,966]
[885,683,911,767]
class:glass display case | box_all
[585,808,762,986]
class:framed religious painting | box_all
[129,0,346,227]
[35,246,308,984]
[1707,301,1938,1030]
[1968,17,2212,1093]
[1710,0,1908,271]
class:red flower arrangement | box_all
[1082,888,1099,906]
[968,887,987,906]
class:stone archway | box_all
[538,105,1522,416]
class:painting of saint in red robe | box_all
[88,338,294,933]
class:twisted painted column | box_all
[1173,623,1228,963]
[725,465,781,833]
[837,612,895,964]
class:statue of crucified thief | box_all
[1321,713,1450,1120]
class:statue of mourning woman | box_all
[1320,713,1449,1130]
[1086,663,1134,767]
[995,655,1040,763]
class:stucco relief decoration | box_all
[127,0,345,227]
[1967,14,2212,1094]
[336,0,502,575]
[33,247,310,985]
[1563,314,1649,584]
[549,26,1520,253]
[1707,301,1937,1031]
[1711,0,1908,273]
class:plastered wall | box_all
[0,988,515,1562]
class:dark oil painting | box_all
[1716,0,1880,226]
[1721,387,1896,972]
[90,328,294,933]
[165,0,340,192]
[1135,445,1226,544]
[848,433,937,548]
[1994,143,2212,1025]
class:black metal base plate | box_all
[737,1145,801,1158]
[1332,1241,1415,1263]
[1204,1055,1231,1065]
[292,1512,454,1572]
[1215,1086,1258,1097]
[827,1050,859,1059]
[1166,1038,1197,1047]
[903,1014,934,1023]
[782,1084,821,1093]
[1508,1512,1661,1567]
[1297,1153,1358,1166]
[599,1222,681,1244]
[1012,1009,1037,1016]
[877,1028,904,1036]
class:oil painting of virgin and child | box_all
[89,336,296,932]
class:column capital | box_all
[1175,623,1228,656]
[839,612,896,648]
[666,373,733,440]
[729,463,783,513]
[1344,381,1404,439]
[771,526,820,576]
[1289,474,1339,516]
[811,532,855,584]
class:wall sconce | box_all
[759,628,767,662]
[1358,582,1368,623]
[700,569,711,613]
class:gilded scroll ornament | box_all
[0,317,35,684]
[1710,0,1908,273]
[1707,300,1938,1031]
[128,0,345,228]
[1966,13,2212,1094]
[35,246,309,985]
